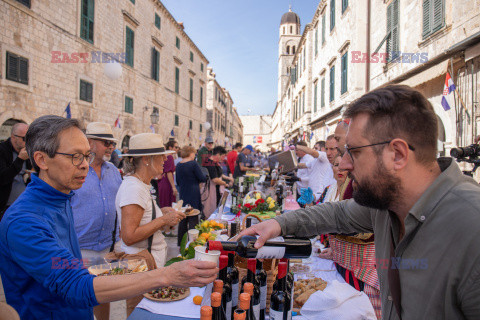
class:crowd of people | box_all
[1,85,479,320]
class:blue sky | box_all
[161,0,318,116]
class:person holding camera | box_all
[239,85,480,320]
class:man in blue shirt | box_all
[71,122,122,320]
[0,115,218,320]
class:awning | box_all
[400,60,449,87]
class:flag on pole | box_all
[114,115,121,129]
[64,102,71,119]
[441,72,456,111]
[170,128,175,136]
[149,124,155,133]
[302,131,306,141]
[310,132,314,141]
[187,129,190,138]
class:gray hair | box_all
[26,115,81,172]
[122,155,156,175]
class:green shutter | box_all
[130,0,135,4]
[201,63,204,72]
[342,0,348,13]
[189,78,193,101]
[321,78,325,108]
[200,124,203,132]
[176,37,180,49]
[80,0,94,43]
[432,0,444,32]
[200,86,203,107]
[175,115,179,126]
[125,27,134,67]
[155,13,161,29]
[322,14,326,44]
[422,0,431,38]
[302,91,305,113]
[315,27,318,56]
[190,51,194,62]
[151,47,159,81]
[189,120,193,130]
[80,80,93,102]
[314,83,318,113]
[330,0,335,31]
[386,0,399,61]
[341,52,348,94]
[125,96,133,114]
[175,67,179,94]
[330,66,335,102]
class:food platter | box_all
[184,208,201,216]
[143,287,190,302]
[88,259,148,276]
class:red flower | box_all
[245,203,252,209]
[255,199,265,205]
[237,204,242,208]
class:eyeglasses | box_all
[344,140,415,163]
[55,152,95,166]
[95,139,116,148]
[14,135,26,142]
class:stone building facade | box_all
[0,0,243,148]
[240,115,272,152]
[272,0,480,158]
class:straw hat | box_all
[85,122,118,142]
[122,133,176,157]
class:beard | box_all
[351,159,401,210]
[102,154,111,162]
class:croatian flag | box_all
[64,102,71,119]
[114,115,121,129]
[170,128,175,136]
[310,132,314,140]
[441,73,456,111]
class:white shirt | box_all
[115,175,167,255]
[297,152,334,195]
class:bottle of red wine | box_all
[218,255,233,320]
[243,283,258,320]
[238,292,254,320]
[213,281,228,320]
[212,292,227,320]
[269,262,291,320]
[240,260,260,320]
[201,306,213,320]
[226,252,239,320]
[207,236,312,259]
[255,260,267,320]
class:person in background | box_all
[71,122,122,320]
[155,140,179,208]
[233,145,254,178]
[118,146,129,170]
[109,148,121,167]
[197,136,214,166]
[314,140,326,152]
[176,146,207,246]
[0,122,31,219]
[325,135,339,165]
[227,143,243,175]
[0,116,218,320]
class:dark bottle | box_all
[243,283,258,320]
[273,258,293,293]
[207,236,312,259]
[233,309,246,320]
[226,252,239,320]
[255,260,267,320]
[229,222,239,238]
[269,262,291,320]
[240,260,261,320]
[218,255,233,320]
[213,280,228,320]
[212,292,227,320]
[238,292,254,320]
[201,306,213,320]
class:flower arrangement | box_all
[233,192,279,216]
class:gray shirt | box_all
[7,151,26,206]
[275,158,480,320]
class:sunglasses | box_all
[14,134,26,142]
[95,139,116,147]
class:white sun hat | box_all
[85,122,118,142]
[121,133,176,157]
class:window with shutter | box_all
[302,90,305,113]
[175,115,179,126]
[190,52,194,62]
[155,13,161,29]
[321,78,325,108]
[189,78,193,102]
[80,80,93,102]
[314,83,318,113]
[315,27,318,56]
[200,124,203,132]
[330,0,335,31]
[330,66,335,102]
[176,37,180,49]
[16,0,31,8]
[125,96,133,114]
[386,0,399,62]
[6,52,29,85]
[201,63,204,72]
[175,67,180,94]
[125,26,134,67]
[80,0,94,43]
[200,86,203,107]
[189,120,193,130]
[342,0,349,13]
[341,52,348,94]
[151,47,160,81]
[322,14,326,44]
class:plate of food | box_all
[144,287,190,302]
[184,207,201,216]
[293,278,328,310]
[88,259,148,276]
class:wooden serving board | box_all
[143,288,190,302]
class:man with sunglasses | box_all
[0,122,32,219]
[71,122,122,320]
[240,85,480,319]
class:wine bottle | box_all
[234,309,246,320]
[238,292,254,320]
[243,283,258,320]
[240,260,260,320]
[269,262,291,320]
[212,292,227,320]
[201,306,213,320]
[207,236,312,259]
[213,280,228,320]
[226,252,239,320]
[218,255,233,320]
[255,260,267,320]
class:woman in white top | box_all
[317,155,349,203]
[115,133,186,267]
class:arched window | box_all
[290,26,293,33]
[286,46,290,54]
[292,46,296,54]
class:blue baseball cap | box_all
[244,145,254,152]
